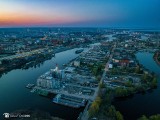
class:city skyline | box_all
[0,0,160,28]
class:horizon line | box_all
[0,26,160,30]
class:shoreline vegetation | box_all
[138,114,160,120]
[0,48,55,76]
[153,50,160,66]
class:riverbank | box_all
[138,114,160,120]
[0,48,55,75]
[153,50,160,65]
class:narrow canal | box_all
[113,52,160,120]
[0,48,87,120]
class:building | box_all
[74,61,80,67]
[108,63,113,69]
[37,65,64,89]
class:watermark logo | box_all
[3,112,30,119]
[3,113,10,118]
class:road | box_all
[79,44,116,120]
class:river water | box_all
[113,52,160,120]
[0,48,87,120]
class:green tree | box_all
[138,115,149,120]
[108,105,116,117]
[127,87,135,94]
[96,75,101,81]
[105,93,111,103]
[99,82,105,88]
[88,101,99,117]
[138,114,160,120]
[149,114,160,120]
[95,96,102,105]
[88,97,101,117]
[93,67,98,76]
[150,77,158,88]
[142,73,149,83]
[125,81,133,87]
[116,111,124,120]
[135,65,140,74]
[115,87,128,97]
[135,85,146,93]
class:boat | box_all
[30,88,37,93]
[26,84,35,89]
[63,64,67,66]
[75,49,84,54]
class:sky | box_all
[0,0,160,28]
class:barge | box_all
[52,94,86,108]
[38,89,49,97]
[75,49,84,54]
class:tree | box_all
[110,68,118,75]
[99,82,105,88]
[138,115,149,120]
[142,73,149,83]
[115,87,128,97]
[135,65,141,74]
[93,67,98,76]
[138,114,160,120]
[127,87,135,94]
[116,111,124,120]
[96,75,101,81]
[149,114,160,120]
[125,81,133,87]
[88,97,101,117]
[150,77,158,88]
[105,93,111,103]
[95,97,102,105]
[108,105,116,117]
[88,101,99,117]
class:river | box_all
[113,52,160,120]
[0,48,88,120]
